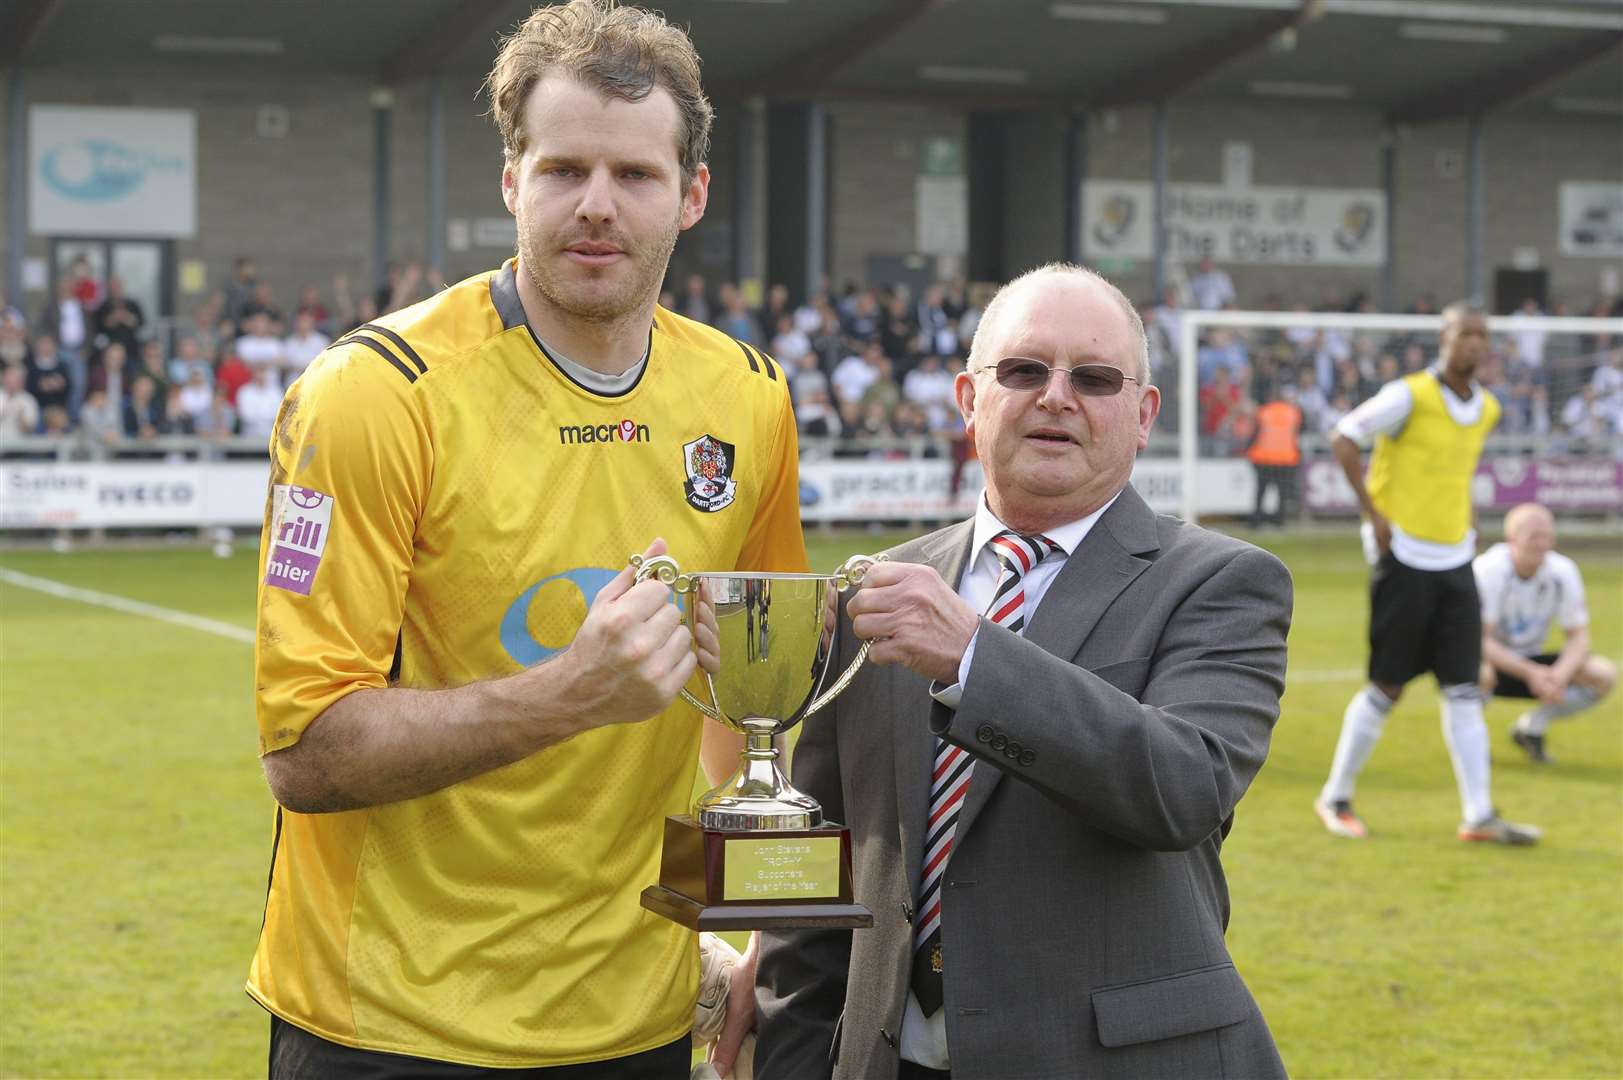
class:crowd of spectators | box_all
[0,256,444,450]
[2,253,1619,462]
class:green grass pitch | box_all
[0,529,1618,1077]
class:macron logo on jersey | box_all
[559,419,650,445]
[265,485,334,596]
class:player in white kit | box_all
[1475,503,1617,764]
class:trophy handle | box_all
[801,553,888,720]
[630,553,723,722]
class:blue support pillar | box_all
[1064,112,1085,266]
[1152,102,1168,300]
[1381,134,1396,311]
[371,88,394,296]
[427,77,446,276]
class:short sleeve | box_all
[253,345,433,755]
[1556,556,1589,632]
[735,377,809,575]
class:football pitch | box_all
[0,530,1618,1078]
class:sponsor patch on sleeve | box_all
[264,485,334,595]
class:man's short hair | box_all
[969,263,1152,385]
[484,0,713,184]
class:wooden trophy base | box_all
[640,815,874,931]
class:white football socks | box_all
[1521,684,1601,735]
[1322,685,1394,804]
[1441,684,1493,825]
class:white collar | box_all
[968,488,1123,566]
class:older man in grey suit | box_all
[744,264,1292,1079]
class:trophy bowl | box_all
[630,552,882,930]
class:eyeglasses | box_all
[974,357,1141,397]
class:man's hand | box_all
[1369,510,1392,556]
[1526,665,1565,705]
[846,561,979,684]
[710,932,758,1077]
[693,580,721,677]
[546,539,696,734]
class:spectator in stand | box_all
[123,373,166,439]
[282,310,331,387]
[26,335,72,420]
[0,364,40,438]
[795,386,842,438]
[40,405,70,437]
[37,276,89,416]
[861,353,901,417]
[138,339,170,400]
[235,360,285,440]
[68,255,102,310]
[1507,297,1547,370]
[832,340,883,428]
[958,282,995,348]
[194,388,239,441]
[677,272,711,324]
[79,387,122,450]
[215,347,254,407]
[295,284,330,332]
[177,364,215,431]
[880,289,920,371]
[808,300,845,373]
[789,350,831,413]
[95,276,145,358]
[1198,363,1241,452]
[163,383,192,435]
[330,273,359,336]
[1401,342,1427,374]
[1374,353,1400,388]
[1559,383,1610,448]
[167,335,211,387]
[1295,366,1328,434]
[792,290,824,337]
[1590,349,1622,414]
[1197,327,1247,384]
[761,284,792,342]
[902,352,955,430]
[770,313,811,369]
[89,342,128,405]
[223,257,259,327]
[236,312,287,380]
[0,309,29,369]
[917,283,957,358]
[242,281,286,331]
[185,294,224,360]
[1188,255,1237,310]
[841,288,880,344]
[715,282,758,344]
[852,399,896,443]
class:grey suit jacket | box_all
[754,488,1293,1080]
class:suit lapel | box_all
[952,488,1161,844]
[895,520,977,897]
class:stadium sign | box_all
[1304,458,1623,515]
[28,106,197,238]
[1082,181,1386,266]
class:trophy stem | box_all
[696,719,821,830]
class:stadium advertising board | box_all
[1082,181,1386,266]
[1304,458,1623,514]
[28,105,197,238]
[796,459,1255,520]
[0,463,265,528]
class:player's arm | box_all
[1480,620,1550,686]
[1331,381,1412,553]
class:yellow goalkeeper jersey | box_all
[248,260,807,1067]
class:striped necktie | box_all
[911,530,1059,1017]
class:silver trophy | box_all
[630,552,884,929]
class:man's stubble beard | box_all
[517,203,683,326]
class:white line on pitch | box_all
[0,566,256,645]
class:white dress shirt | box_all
[900,490,1120,1067]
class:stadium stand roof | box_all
[3,0,1620,122]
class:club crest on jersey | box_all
[683,433,737,513]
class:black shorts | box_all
[1490,652,1560,699]
[1368,554,1482,688]
[268,1016,690,1079]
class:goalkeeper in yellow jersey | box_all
[249,2,804,1074]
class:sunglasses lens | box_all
[995,359,1051,390]
[1070,366,1124,396]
